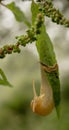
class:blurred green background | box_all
[0,0,69,130]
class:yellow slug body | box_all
[31,65,54,116]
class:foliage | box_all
[0,68,12,87]
[0,0,69,119]
[6,2,31,27]
[0,0,69,58]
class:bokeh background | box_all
[0,0,69,130]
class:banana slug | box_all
[31,64,55,116]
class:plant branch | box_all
[37,0,69,27]
[0,0,69,27]
[0,1,7,8]
[0,13,44,58]
[0,0,69,59]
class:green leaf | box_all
[31,0,39,25]
[6,2,31,27]
[0,68,12,87]
[36,24,61,118]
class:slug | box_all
[31,64,55,116]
